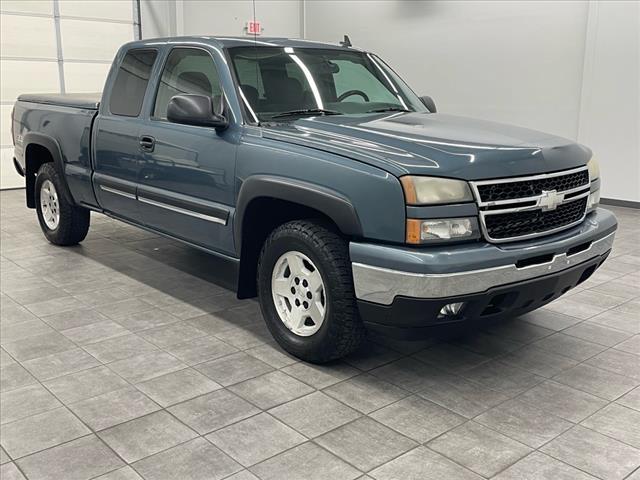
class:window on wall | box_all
[109,49,158,117]
[153,48,223,120]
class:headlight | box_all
[587,156,600,180]
[400,176,473,205]
[406,217,480,244]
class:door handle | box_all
[139,136,155,152]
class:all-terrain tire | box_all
[35,163,90,246]
[257,219,365,363]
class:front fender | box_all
[234,175,363,253]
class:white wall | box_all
[303,0,639,203]
[0,0,137,190]
[578,1,639,203]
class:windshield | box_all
[228,47,428,122]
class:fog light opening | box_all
[437,302,466,319]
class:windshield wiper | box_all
[366,107,411,113]
[271,108,343,119]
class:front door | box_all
[93,48,158,222]
[137,47,237,255]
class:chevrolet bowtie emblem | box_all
[538,190,564,211]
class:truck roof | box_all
[126,36,359,51]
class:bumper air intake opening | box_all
[516,253,554,269]
[481,292,516,316]
[567,241,591,257]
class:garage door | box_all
[0,0,139,189]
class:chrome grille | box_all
[470,166,590,243]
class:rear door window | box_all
[109,49,158,117]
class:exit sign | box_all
[246,20,261,35]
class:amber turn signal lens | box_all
[406,219,422,244]
[400,177,418,205]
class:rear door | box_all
[136,46,237,254]
[93,48,158,222]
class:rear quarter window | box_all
[109,49,158,117]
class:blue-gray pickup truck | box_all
[11,37,617,362]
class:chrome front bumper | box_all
[352,230,615,306]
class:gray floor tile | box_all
[0,319,54,343]
[369,446,481,480]
[370,395,464,443]
[61,320,129,346]
[24,297,87,317]
[501,345,578,377]
[136,368,221,407]
[427,421,532,477]
[343,340,404,371]
[324,374,407,414]
[69,386,160,431]
[589,309,640,334]
[217,470,258,480]
[43,365,129,404]
[40,308,110,331]
[541,425,640,480]
[0,363,36,393]
[532,332,607,361]
[282,361,359,389]
[416,374,510,418]
[2,331,75,362]
[195,352,273,387]
[168,389,260,435]
[618,387,640,411]
[0,463,26,480]
[516,380,608,422]
[454,332,523,357]
[485,319,554,344]
[21,348,101,381]
[0,384,61,424]
[95,298,154,320]
[615,334,640,355]
[269,391,360,438]
[98,410,197,463]
[475,399,572,448]
[0,407,90,459]
[413,344,491,374]
[245,343,298,369]
[16,435,124,480]
[1,446,10,464]
[581,403,640,448]
[493,451,598,479]
[206,413,305,467]
[228,370,314,410]
[107,351,186,384]
[113,308,181,332]
[585,348,640,380]
[94,466,143,479]
[518,309,582,331]
[251,442,361,480]
[132,437,242,480]
[368,357,450,393]
[315,417,418,472]
[82,334,159,364]
[564,321,633,347]
[553,363,638,400]
[164,335,238,366]
[461,360,544,396]
[138,322,206,348]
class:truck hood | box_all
[261,112,591,180]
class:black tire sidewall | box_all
[258,229,345,359]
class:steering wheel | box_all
[337,90,370,102]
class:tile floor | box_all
[1,188,639,480]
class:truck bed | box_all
[17,93,101,110]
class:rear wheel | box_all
[35,163,90,245]
[258,219,365,363]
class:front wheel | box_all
[35,163,90,246]
[257,220,365,363]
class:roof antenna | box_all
[340,35,352,48]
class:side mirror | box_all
[420,95,437,113]
[167,94,228,130]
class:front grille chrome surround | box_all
[470,166,590,243]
